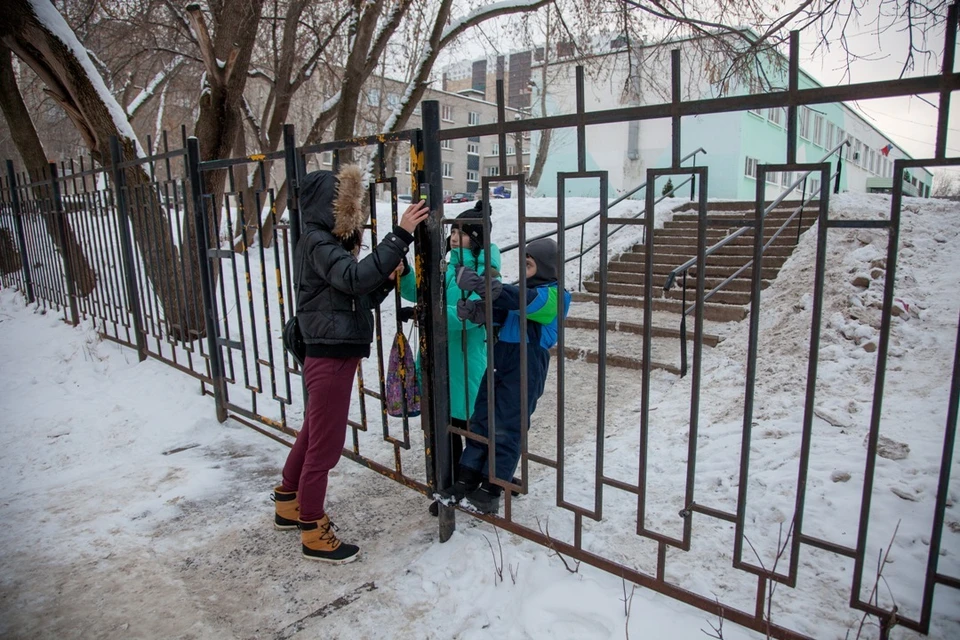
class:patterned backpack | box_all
[386,328,421,417]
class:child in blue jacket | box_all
[448,238,571,514]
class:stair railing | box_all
[663,140,850,377]
[500,147,707,290]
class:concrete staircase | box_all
[562,200,819,373]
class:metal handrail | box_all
[664,140,849,292]
[500,147,707,254]
[500,147,706,289]
[664,140,850,377]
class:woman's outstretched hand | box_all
[399,200,430,234]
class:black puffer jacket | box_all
[296,168,414,358]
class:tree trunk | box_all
[0,1,202,338]
[0,43,97,296]
[186,0,265,272]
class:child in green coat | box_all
[399,201,501,512]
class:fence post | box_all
[6,160,34,304]
[48,162,79,326]
[420,101,455,541]
[108,137,147,361]
[834,155,843,194]
[186,136,228,423]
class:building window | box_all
[766,170,780,185]
[744,156,758,179]
[507,145,515,156]
[781,171,792,187]
[491,143,499,156]
[468,111,480,125]
[768,108,783,127]
[441,139,453,150]
[467,142,480,155]
[825,122,835,149]
[366,88,380,106]
[403,156,411,174]
[321,151,333,166]
[837,128,846,148]
[442,162,453,178]
[854,140,862,166]
[387,93,400,108]
[441,105,454,122]
[799,107,810,140]
[466,170,478,182]
[809,177,820,194]
[487,166,500,176]
[813,113,824,147]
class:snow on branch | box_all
[441,0,551,44]
[28,0,146,158]
[126,58,184,118]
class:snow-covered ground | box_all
[1,193,959,639]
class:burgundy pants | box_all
[281,356,361,521]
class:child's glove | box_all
[455,266,502,299]
[456,299,488,325]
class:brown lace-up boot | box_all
[272,486,299,530]
[299,515,360,564]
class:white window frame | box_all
[799,107,811,140]
[468,111,480,125]
[491,143,500,156]
[441,139,453,151]
[442,162,453,178]
[441,105,454,122]
[467,142,480,155]
[744,156,758,179]
[321,151,333,166]
[487,166,500,176]
[813,114,824,147]
[466,170,478,182]
[809,177,820,194]
[366,88,380,107]
[766,170,780,186]
[825,122,835,149]
[781,171,792,187]
[768,107,783,127]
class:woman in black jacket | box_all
[273,166,428,564]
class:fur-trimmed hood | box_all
[299,166,368,240]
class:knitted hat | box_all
[454,200,490,250]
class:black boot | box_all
[464,482,502,515]
[434,465,482,514]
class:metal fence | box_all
[1,18,959,640]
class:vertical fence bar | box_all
[6,160,34,303]
[733,166,767,566]
[187,137,227,422]
[576,66,586,173]
[420,101,454,540]
[787,31,800,164]
[48,162,79,326]
[936,2,958,159]
[671,49,681,167]
[496,80,508,177]
[283,125,301,255]
[852,160,904,607]
[109,137,147,361]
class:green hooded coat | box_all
[400,245,502,421]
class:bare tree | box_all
[0,0,204,337]
[933,169,960,197]
[0,43,97,296]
